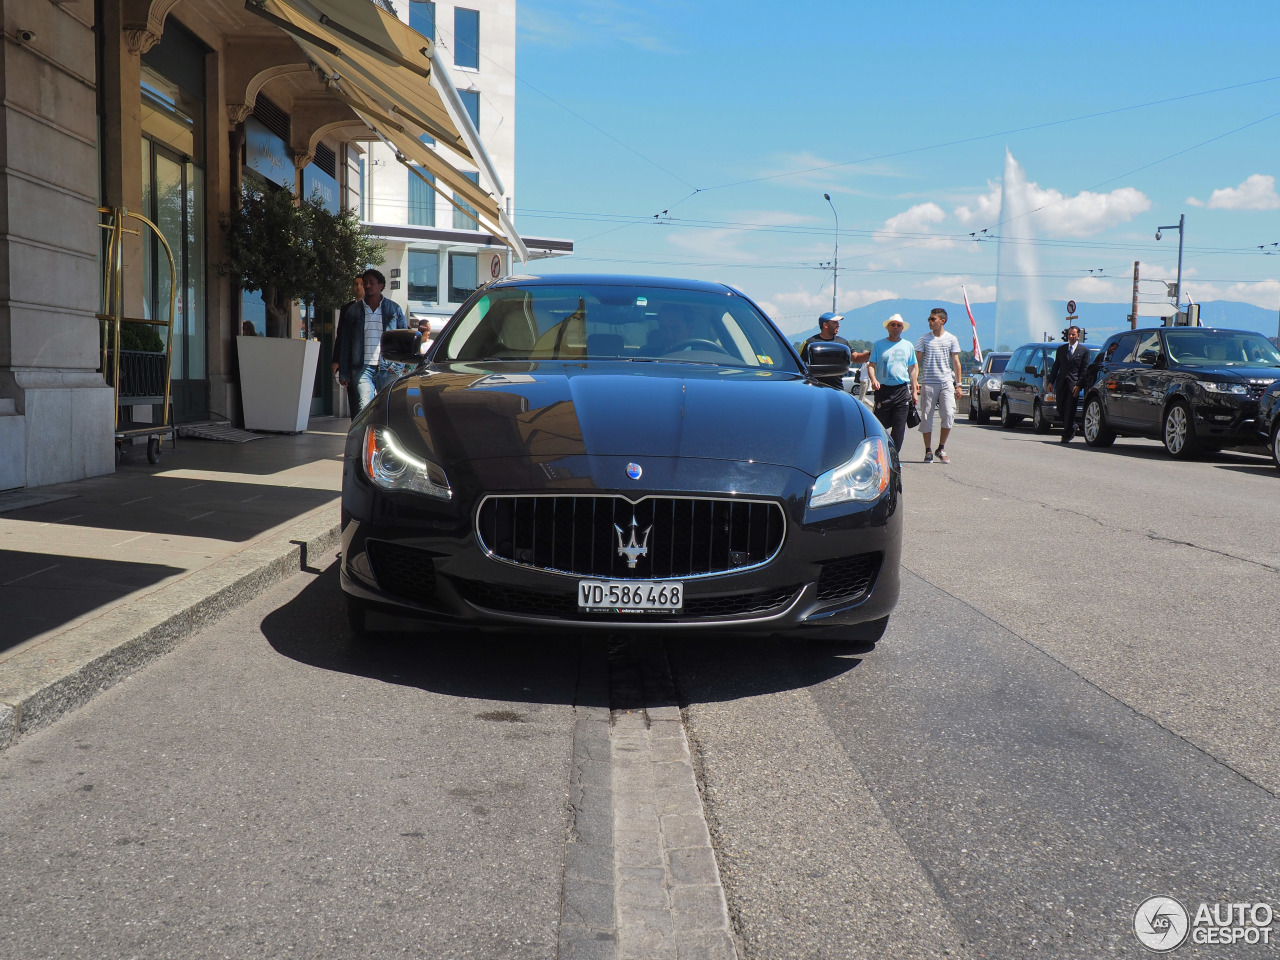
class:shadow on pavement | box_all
[0,551,184,653]
[113,431,348,478]
[262,564,868,708]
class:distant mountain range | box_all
[778,299,1280,350]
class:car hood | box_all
[384,361,872,478]
[1172,363,1280,383]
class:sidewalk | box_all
[0,419,350,752]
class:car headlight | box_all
[985,377,1001,389]
[1199,380,1247,395]
[362,425,451,499]
[810,437,889,508]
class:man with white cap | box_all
[866,313,919,450]
[800,311,870,388]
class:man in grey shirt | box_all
[914,307,963,463]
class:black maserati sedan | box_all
[339,275,902,640]
[1081,326,1280,458]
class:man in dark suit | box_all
[1048,324,1090,443]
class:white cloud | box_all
[1066,277,1125,300]
[1194,174,1280,211]
[954,182,1002,226]
[874,202,955,249]
[519,1,677,52]
[881,202,946,237]
[666,227,758,259]
[919,276,996,302]
[1184,279,1280,309]
[953,177,1149,237]
[1026,185,1150,237]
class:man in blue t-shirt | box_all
[866,314,919,451]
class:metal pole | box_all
[1175,213,1185,306]
[824,193,838,313]
[1130,260,1140,329]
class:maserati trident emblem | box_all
[613,515,652,569]
[626,462,642,480]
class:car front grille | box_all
[451,578,800,622]
[366,540,439,604]
[815,553,881,604]
[476,495,786,579]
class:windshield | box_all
[988,355,1009,374]
[1164,330,1280,367]
[436,284,799,371]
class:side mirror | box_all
[1024,365,1037,375]
[805,340,852,381]
[380,329,422,363]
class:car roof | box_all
[487,273,738,294]
[1108,326,1259,338]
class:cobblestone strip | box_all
[559,644,617,960]
[611,640,738,960]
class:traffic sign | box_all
[1066,300,1076,315]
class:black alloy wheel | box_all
[1000,397,1021,429]
[1162,400,1201,459]
[1083,396,1116,447]
[1032,400,1053,434]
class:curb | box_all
[0,504,340,753]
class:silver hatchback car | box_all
[967,352,1010,423]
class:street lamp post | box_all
[1156,214,1186,313]
[824,193,838,313]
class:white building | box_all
[354,0,570,327]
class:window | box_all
[1112,333,1140,362]
[449,252,478,303]
[454,7,479,69]
[1008,348,1028,376]
[457,89,479,131]
[1134,331,1163,365]
[408,170,435,226]
[408,250,438,303]
[453,170,480,230]
[410,0,435,41]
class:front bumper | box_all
[1190,398,1260,443]
[340,461,902,633]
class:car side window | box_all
[1134,331,1163,366]
[1038,348,1052,375]
[1103,339,1120,362]
[1112,333,1140,363]
[1008,348,1027,377]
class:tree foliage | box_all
[221,183,384,337]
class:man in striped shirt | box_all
[914,307,963,463]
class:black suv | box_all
[1081,327,1280,458]
[999,341,1100,433]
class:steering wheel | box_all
[666,338,733,356]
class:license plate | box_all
[578,580,684,612]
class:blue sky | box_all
[510,0,1280,337]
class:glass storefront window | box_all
[409,250,439,303]
[448,252,477,303]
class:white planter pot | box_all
[237,336,321,433]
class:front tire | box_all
[1032,400,1052,434]
[1272,423,1280,473]
[1000,398,1022,429]
[1162,400,1201,459]
[1083,396,1115,447]
[968,399,977,421]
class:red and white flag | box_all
[962,285,983,363]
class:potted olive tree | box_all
[223,183,383,431]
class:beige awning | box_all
[247,0,527,261]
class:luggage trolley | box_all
[98,206,177,464]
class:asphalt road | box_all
[2,420,1277,958]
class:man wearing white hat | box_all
[866,313,919,450]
